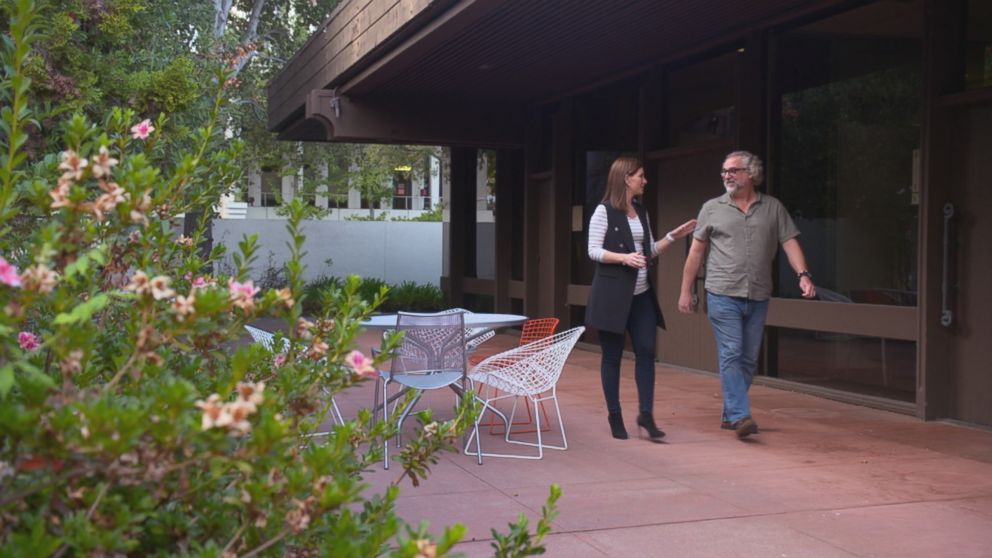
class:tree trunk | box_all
[213,0,234,38]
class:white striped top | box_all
[587,204,658,295]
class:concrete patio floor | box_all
[331,330,992,557]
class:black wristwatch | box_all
[797,270,813,280]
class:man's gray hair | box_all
[725,150,764,186]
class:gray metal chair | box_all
[440,307,496,355]
[372,311,476,469]
[243,325,344,430]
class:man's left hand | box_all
[799,276,816,299]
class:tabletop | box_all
[360,312,528,330]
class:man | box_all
[678,151,815,439]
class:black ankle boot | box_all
[607,412,628,439]
[636,412,666,442]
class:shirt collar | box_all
[717,191,763,206]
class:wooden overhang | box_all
[267,0,843,147]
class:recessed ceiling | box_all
[347,0,825,104]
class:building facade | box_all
[268,0,992,427]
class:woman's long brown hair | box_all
[601,156,641,212]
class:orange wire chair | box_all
[475,317,559,434]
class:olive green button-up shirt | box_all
[693,192,800,301]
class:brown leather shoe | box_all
[733,417,758,438]
[720,421,734,430]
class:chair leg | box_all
[463,394,489,464]
[504,391,566,454]
[533,398,544,460]
[395,391,423,448]
[331,396,344,425]
[551,389,567,450]
[463,393,517,462]
[465,392,564,461]
[382,379,390,470]
[473,405,483,466]
[499,397,552,436]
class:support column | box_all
[737,31,767,157]
[918,0,966,419]
[549,99,574,324]
[523,108,547,318]
[494,148,523,313]
[447,146,477,307]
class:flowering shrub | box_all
[0,2,557,556]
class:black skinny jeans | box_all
[598,290,657,415]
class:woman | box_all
[585,156,696,441]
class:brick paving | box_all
[258,323,992,557]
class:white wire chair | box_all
[372,311,476,469]
[243,325,344,430]
[463,326,584,462]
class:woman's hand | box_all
[670,219,697,240]
[621,252,647,269]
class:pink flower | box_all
[228,279,259,311]
[172,293,196,318]
[130,119,155,140]
[21,264,58,294]
[228,279,259,299]
[89,146,118,178]
[18,331,40,351]
[58,150,88,181]
[49,180,74,211]
[345,350,377,378]
[149,275,175,300]
[236,381,265,412]
[0,257,21,287]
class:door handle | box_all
[941,202,954,327]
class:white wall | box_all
[213,219,443,286]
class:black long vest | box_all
[584,201,666,335]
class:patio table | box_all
[361,312,528,440]
[360,312,527,340]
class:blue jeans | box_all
[706,292,769,424]
[599,291,658,415]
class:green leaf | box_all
[53,293,110,325]
[63,245,107,282]
[0,364,14,399]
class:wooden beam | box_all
[269,0,453,131]
[287,92,525,146]
[766,299,918,342]
[341,0,505,96]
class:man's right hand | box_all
[678,291,695,313]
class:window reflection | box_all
[667,51,738,146]
[773,1,922,305]
[573,151,623,285]
[476,150,496,280]
[967,0,992,90]
[768,327,915,402]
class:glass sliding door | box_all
[766,0,923,402]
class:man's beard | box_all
[724,181,740,195]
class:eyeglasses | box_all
[720,167,748,176]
